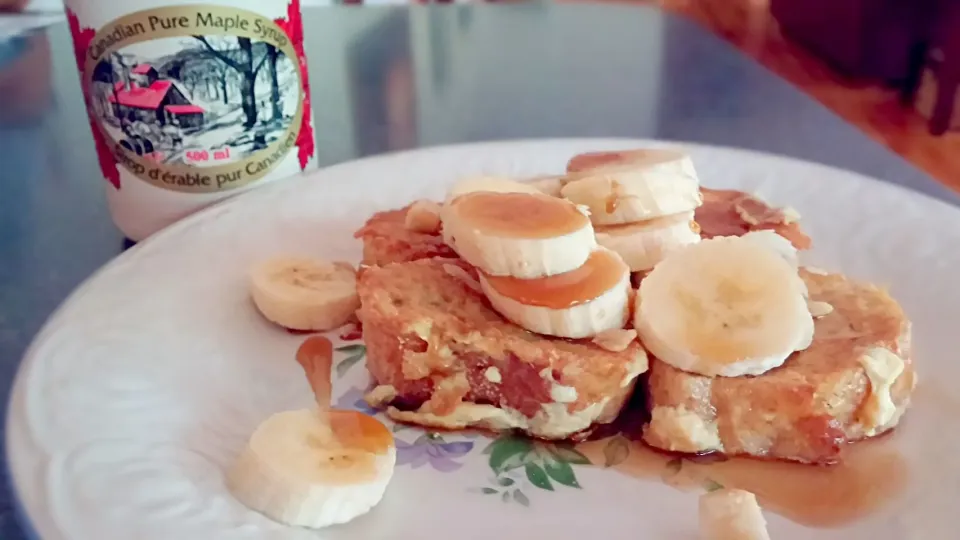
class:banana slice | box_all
[228,336,396,528]
[523,174,566,197]
[699,488,771,540]
[740,229,799,268]
[227,408,396,529]
[479,248,631,338]
[249,257,359,331]
[561,149,702,225]
[441,191,597,278]
[445,175,543,202]
[634,235,814,377]
[595,211,701,272]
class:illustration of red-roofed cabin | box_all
[109,63,205,129]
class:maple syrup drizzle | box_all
[482,249,628,308]
[576,434,907,528]
[604,180,623,214]
[295,336,393,456]
[456,191,589,239]
[296,335,334,408]
[327,409,395,455]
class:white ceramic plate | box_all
[9,139,960,540]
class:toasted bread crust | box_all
[354,206,456,266]
[357,258,648,440]
[355,188,809,267]
[643,269,915,464]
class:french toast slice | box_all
[356,258,648,440]
[354,187,810,266]
[353,207,456,266]
[698,187,810,250]
[643,268,916,464]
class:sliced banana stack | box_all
[561,149,703,226]
[445,174,544,203]
[439,189,630,338]
[480,247,632,339]
[227,336,397,529]
[440,191,597,278]
[594,211,701,273]
[634,235,814,377]
[562,149,703,272]
[249,257,359,331]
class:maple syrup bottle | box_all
[64,0,316,241]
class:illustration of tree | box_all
[265,44,282,121]
[192,35,270,129]
[179,68,199,98]
[194,56,230,104]
[110,52,131,133]
[91,59,115,120]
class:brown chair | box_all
[901,1,960,135]
[771,0,933,83]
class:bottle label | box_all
[67,2,315,193]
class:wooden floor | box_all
[581,0,960,192]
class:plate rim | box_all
[6,137,958,539]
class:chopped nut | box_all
[422,372,470,416]
[550,384,578,404]
[781,206,801,224]
[484,366,502,384]
[804,266,829,275]
[808,300,834,318]
[592,329,638,352]
[364,385,397,408]
[442,263,483,294]
[404,199,442,234]
[733,202,761,226]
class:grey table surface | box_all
[0,3,955,539]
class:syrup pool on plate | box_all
[576,435,908,529]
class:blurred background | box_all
[4,0,957,187]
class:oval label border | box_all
[82,5,305,194]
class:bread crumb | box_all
[808,300,834,318]
[364,385,397,408]
[592,329,638,352]
[442,263,483,294]
[404,199,442,234]
[484,366,502,384]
